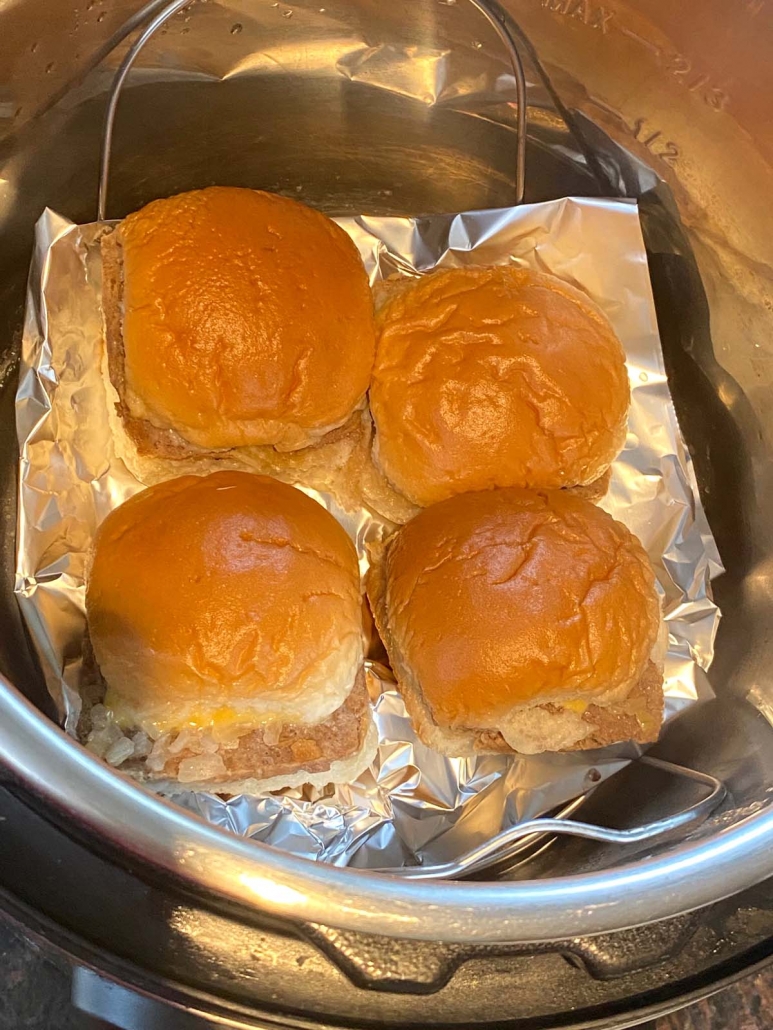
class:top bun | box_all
[113,187,376,451]
[86,471,364,739]
[368,488,661,751]
[370,267,630,506]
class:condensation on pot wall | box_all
[15,195,722,870]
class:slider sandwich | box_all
[367,487,664,755]
[85,471,377,791]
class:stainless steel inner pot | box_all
[0,0,771,951]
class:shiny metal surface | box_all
[3,775,773,1025]
[98,0,194,220]
[385,758,726,879]
[461,0,527,201]
[0,0,771,946]
[0,673,771,944]
[97,0,528,218]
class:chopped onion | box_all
[104,737,135,767]
[168,727,202,755]
[90,704,110,732]
[86,719,123,758]
[199,733,219,754]
[177,753,226,784]
[131,731,152,759]
[146,732,173,772]
[263,721,284,746]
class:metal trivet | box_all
[97,0,527,219]
[377,755,726,879]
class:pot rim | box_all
[1,675,770,944]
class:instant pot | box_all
[1,0,773,1025]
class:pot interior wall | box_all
[0,0,772,880]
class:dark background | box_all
[0,914,769,1030]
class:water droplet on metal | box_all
[45,62,55,74]
[472,39,483,49]
[30,41,38,53]
[639,371,649,383]
[230,22,243,33]
[97,10,105,20]
[282,7,294,16]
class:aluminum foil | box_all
[15,196,722,870]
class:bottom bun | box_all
[146,719,379,796]
[396,655,663,757]
[88,667,376,794]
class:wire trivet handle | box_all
[96,0,528,221]
[380,757,727,879]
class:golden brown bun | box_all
[102,187,376,453]
[366,488,663,755]
[86,471,365,740]
[370,267,630,507]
